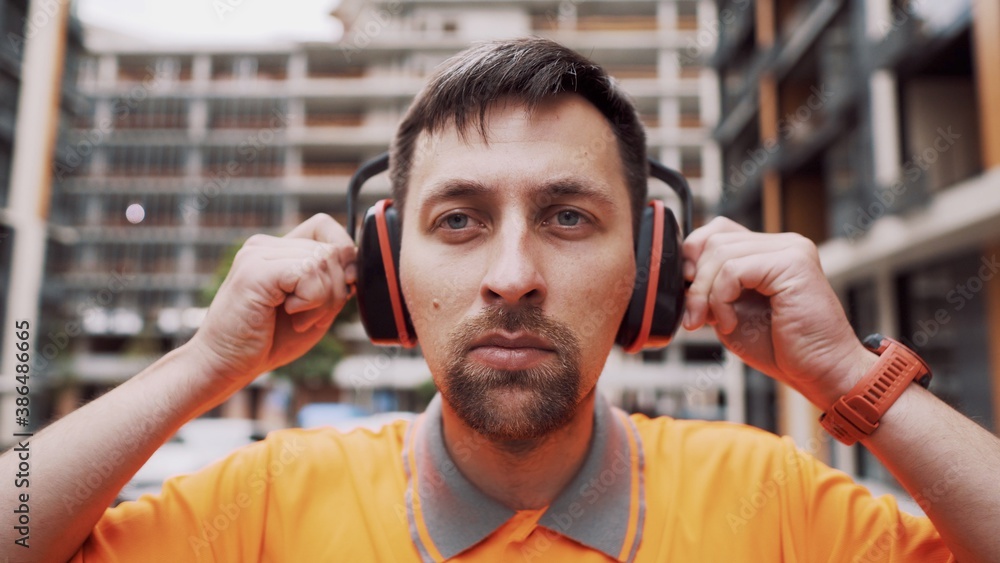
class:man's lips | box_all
[467,333,556,370]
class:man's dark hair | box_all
[389,36,648,233]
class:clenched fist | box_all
[188,214,357,384]
[681,217,873,409]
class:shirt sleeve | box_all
[778,436,955,562]
[70,436,276,563]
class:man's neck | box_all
[440,390,597,510]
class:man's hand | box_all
[188,213,357,384]
[681,217,871,408]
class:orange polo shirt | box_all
[74,394,952,561]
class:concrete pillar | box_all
[0,0,71,444]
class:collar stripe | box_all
[618,412,647,563]
[403,416,444,563]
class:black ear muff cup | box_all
[355,199,416,347]
[616,200,685,352]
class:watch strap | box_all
[820,335,931,446]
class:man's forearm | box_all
[863,379,1000,562]
[0,342,240,563]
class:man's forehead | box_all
[404,95,626,209]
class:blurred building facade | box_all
[42,0,732,424]
[713,0,1000,490]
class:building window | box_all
[744,368,776,433]
[896,28,981,196]
[676,1,698,30]
[679,97,701,128]
[680,147,702,179]
[896,251,994,432]
[682,342,724,363]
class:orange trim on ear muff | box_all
[624,200,664,353]
[374,199,414,348]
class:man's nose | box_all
[480,223,546,308]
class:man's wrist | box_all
[818,336,932,445]
[175,338,254,396]
[813,343,879,412]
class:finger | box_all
[291,303,341,333]
[285,246,350,314]
[291,306,331,332]
[284,267,348,318]
[284,213,354,246]
[709,250,791,335]
[685,232,806,328]
[685,237,785,330]
[681,216,749,266]
[244,233,344,251]
[290,280,346,332]
[282,215,357,286]
[315,307,339,330]
[226,254,326,308]
[339,245,358,285]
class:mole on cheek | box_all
[432,299,441,309]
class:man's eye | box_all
[555,210,582,226]
[444,214,469,229]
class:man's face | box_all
[399,94,637,441]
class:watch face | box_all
[862,333,885,351]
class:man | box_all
[4,38,998,562]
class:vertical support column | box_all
[285,97,305,135]
[0,0,70,444]
[287,51,307,82]
[659,49,678,83]
[971,0,1000,435]
[657,0,677,30]
[192,53,211,85]
[724,350,746,424]
[283,145,302,194]
[864,0,892,41]
[759,75,781,234]
[869,71,902,189]
[283,194,300,229]
[754,0,808,442]
[985,241,1000,432]
[756,0,780,234]
[188,98,208,139]
[972,0,1000,170]
[97,54,117,89]
[698,8,722,210]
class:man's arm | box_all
[682,217,1000,562]
[1,344,241,563]
[0,213,357,563]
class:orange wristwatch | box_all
[820,334,932,446]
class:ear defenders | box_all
[346,152,693,353]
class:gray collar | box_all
[402,393,646,562]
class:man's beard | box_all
[441,305,582,443]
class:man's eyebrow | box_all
[418,178,619,211]
[537,179,619,209]
[418,180,493,211]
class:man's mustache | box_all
[450,305,579,355]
